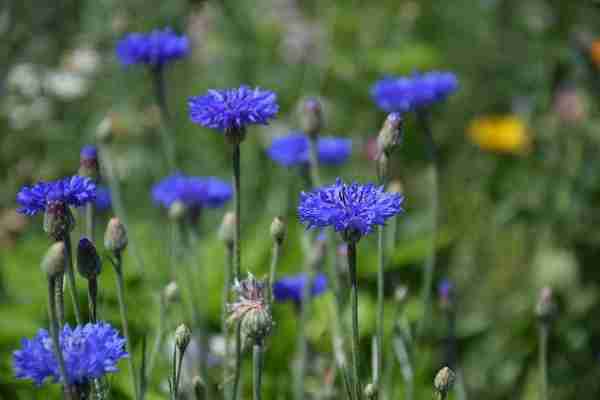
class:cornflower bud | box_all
[434,366,455,398]
[270,216,286,244]
[43,201,75,241]
[364,383,377,399]
[104,217,128,254]
[164,281,179,303]
[79,145,100,182]
[76,237,101,280]
[300,98,323,139]
[218,212,236,247]
[175,324,192,353]
[228,273,272,345]
[535,286,556,323]
[41,242,66,279]
[376,112,403,156]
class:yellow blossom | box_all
[467,115,530,154]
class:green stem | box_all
[112,253,139,400]
[308,136,321,187]
[375,224,384,393]
[85,203,95,242]
[348,242,362,400]
[48,278,72,400]
[152,66,176,170]
[87,277,97,323]
[146,294,166,382]
[253,342,263,400]
[63,235,82,325]
[174,347,185,398]
[231,143,243,400]
[223,243,234,399]
[268,242,281,304]
[417,111,439,337]
[539,323,549,400]
[55,274,65,327]
[231,321,242,400]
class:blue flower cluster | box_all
[273,273,328,305]
[13,322,127,386]
[371,71,458,113]
[17,176,97,216]
[152,173,232,209]
[189,86,279,132]
[298,178,404,239]
[267,133,352,167]
[116,28,190,67]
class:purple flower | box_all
[152,173,232,210]
[16,176,97,216]
[13,322,127,386]
[371,71,458,113]
[298,178,404,241]
[94,186,112,212]
[273,273,328,305]
[116,28,189,67]
[267,132,352,167]
[188,86,279,132]
[80,145,98,162]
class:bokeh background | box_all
[2,0,600,399]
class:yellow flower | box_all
[467,115,530,155]
[590,40,600,68]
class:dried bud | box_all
[300,98,323,139]
[228,274,272,344]
[535,286,556,323]
[175,324,192,353]
[104,217,128,254]
[41,242,66,279]
[43,201,75,241]
[95,115,113,144]
[78,145,100,182]
[434,366,455,397]
[168,201,186,221]
[270,216,286,244]
[377,112,403,156]
[218,212,236,247]
[364,383,377,399]
[76,237,101,280]
[164,281,179,303]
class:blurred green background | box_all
[2,0,600,399]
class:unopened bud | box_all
[394,285,408,303]
[76,237,101,280]
[434,366,455,396]
[270,216,286,244]
[41,242,66,279]
[164,281,179,303]
[364,383,377,399]
[95,115,113,144]
[300,98,323,139]
[168,201,186,221]
[536,286,556,323]
[241,307,273,345]
[377,112,403,156]
[43,201,75,241]
[218,212,236,246]
[78,145,100,182]
[104,217,128,254]
[175,324,192,353]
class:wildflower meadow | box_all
[2,1,600,399]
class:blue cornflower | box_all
[152,173,232,210]
[273,273,328,305]
[188,85,279,133]
[94,186,112,212]
[371,71,458,113]
[116,28,189,67]
[80,145,98,162]
[298,178,404,242]
[13,322,127,386]
[267,132,352,167]
[16,176,97,216]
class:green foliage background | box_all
[2,0,600,399]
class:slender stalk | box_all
[268,242,281,304]
[174,347,185,398]
[417,111,439,337]
[146,294,167,382]
[48,278,72,400]
[294,299,309,400]
[85,203,95,242]
[231,321,242,400]
[374,224,384,393]
[231,143,242,400]
[539,323,549,400]
[308,137,321,187]
[347,242,362,400]
[152,66,176,170]
[63,235,82,325]
[223,243,234,399]
[87,277,98,323]
[112,253,139,400]
[253,342,263,400]
[55,274,65,327]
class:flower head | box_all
[267,132,351,167]
[228,274,272,343]
[371,71,458,113]
[298,178,404,241]
[17,176,96,216]
[467,115,530,154]
[116,28,189,67]
[188,86,279,134]
[13,322,127,386]
[273,273,328,305]
[152,173,232,210]
[79,145,100,181]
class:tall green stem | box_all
[223,243,234,399]
[152,66,176,170]
[253,342,263,400]
[55,274,65,327]
[417,111,439,337]
[231,321,242,400]
[268,242,281,304]
[348,242,362,400]
[375,225,384,393]
[63,235,82,325]
[87,277,98,323]
[308,137,321,187]
[231,142,242,400]
[112,253,139,400]
[48,278,73,400]
[85,203,95,242]
[146,294,167,384]
[539,323,549,400]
